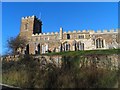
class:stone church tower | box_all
[20,15,42,40]
[19,15,42,54]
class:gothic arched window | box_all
[96,38,104,48]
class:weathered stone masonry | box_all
[19,15,118,55]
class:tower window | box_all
[24,23,28,30]
[36,38,38,41]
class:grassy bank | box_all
[44,49,120,56]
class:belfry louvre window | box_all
[96,38,104,48]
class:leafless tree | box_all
[7,35,27,55]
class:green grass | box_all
[44,49,120,56]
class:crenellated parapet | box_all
[89,29,118,34]
[63,31,67,34]
[32,28,118,37]
[95,29,118,34]
[63,29,88,34]
[73,30,77,33]
[68,31,71,33]
[32,32,59,36]
[21,15,41,22]
[22,15,35,20]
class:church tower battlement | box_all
[20,15,42,39]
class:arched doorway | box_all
[72,40,77,51]
[77,41,84,50]
[81,43,84,50]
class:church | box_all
[19,15,118,55]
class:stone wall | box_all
[33,54,118,70]
[3,54,118,70]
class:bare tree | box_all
[7,35,28,55]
